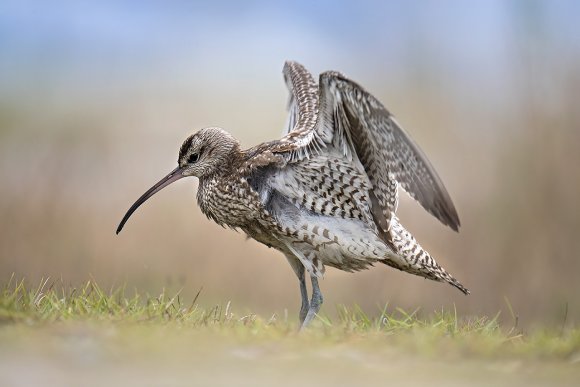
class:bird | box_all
[117,61,469,329]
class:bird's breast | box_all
[197,177,268,228]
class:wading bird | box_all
[117,61,468,329]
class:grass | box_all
[1,278,579,386]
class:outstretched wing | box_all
[241,61,373,224]
[316,71,460,231]
[241,61,323,165]
[240,62,459,232]
[281,61,318,138]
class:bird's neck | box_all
[195,148,243,225]
[196,175,219,224]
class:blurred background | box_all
[1,0,579,328]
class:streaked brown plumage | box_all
[117,61,469,329]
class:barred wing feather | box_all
[243,62,460,232]
[316,71,460,231]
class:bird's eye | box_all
[188,153,199,163]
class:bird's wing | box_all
[315,71,460,231]
[241,61,323,166]
[281,61,318,137]
[279,61,320,146]
[268,153,375,225]
[240,63,459,231]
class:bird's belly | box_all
[274,212,393,275]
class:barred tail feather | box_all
[382,217,470,295]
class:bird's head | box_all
[177,127,240,178]
[116,127,239,234]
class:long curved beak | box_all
[116,167,185,234]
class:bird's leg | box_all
[298,267,309,324]
[285,255,309,324]
[300,276,323,330]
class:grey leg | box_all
[297,267,309,324]
[285,255,310,324]
[300,276,324,330]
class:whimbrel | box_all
[117,61,468,329]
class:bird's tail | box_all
[381,217,470,295]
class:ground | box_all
[0,280,579,386]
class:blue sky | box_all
[0,1,579,101]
